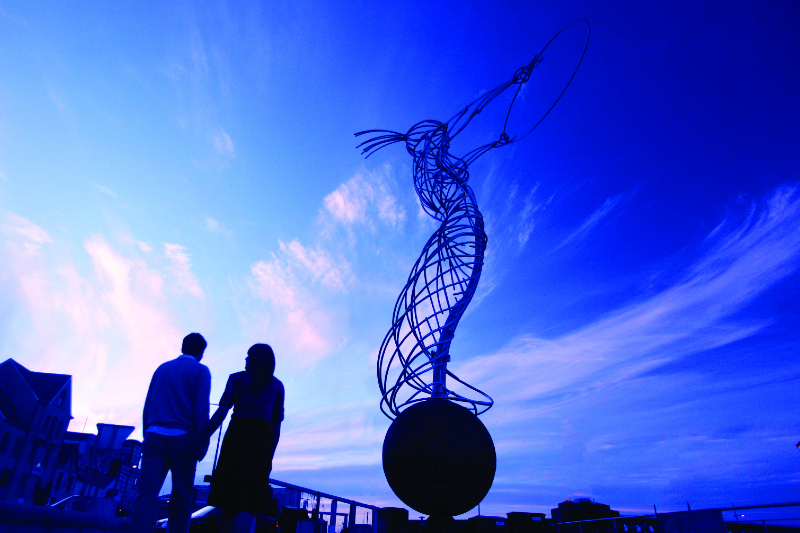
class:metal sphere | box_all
[382,400,496,517]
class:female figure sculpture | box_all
[357,20,590,420]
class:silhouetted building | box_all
[49,424,141,516]
[552,499,620,533]
[49,431,96,504]
[0,358,72,504]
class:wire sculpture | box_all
[357,20,590,419]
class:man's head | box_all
[181,333,207,361]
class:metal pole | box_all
[212,413,226,473]
[432,349,447,398]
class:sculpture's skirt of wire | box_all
[378,180,492,418]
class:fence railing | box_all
[268,477,378,533]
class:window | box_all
[42,416,52,437]
[19,474,28,494]
[0,470,10,487]
[55,422,64,440]
[57,391,66,408]
[0,433,10,454]
[43,447,52,467]
[67,475,75,492]
[28,439,41,463]
[12,436,23,458]
[55,472,64,490]
[46,416,56,440]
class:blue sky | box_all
[1,0,799,519]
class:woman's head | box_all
[245,343,275,382]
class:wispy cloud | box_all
[249,258,335,367]
[446,185,800,511]
[205,216,232,236]
[273,403,384,470]
[247,239,352,366]
[457,184,800,410]
[2,213,53,256]
[48,89,68,117]
[247,166,405,368]
[164,243,204,299]
[0,216,208,437]
[211,130,235,157]
[90,182,117,197]
[321,164,406,230]
[555,195,622,250]
[280,240,352,292]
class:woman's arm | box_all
[203,404,230,438]
[271,421,281,457]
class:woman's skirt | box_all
[208,416,274,514]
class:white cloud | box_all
[274,404,384,470]
[249,258,333,366]
[0,221,203,438]
[456,185,800,412]
[556,194,621,250]
[279,239,352,292]
[246,166,406,369]
[3,213,52,249]
[322,164,406,229]
[91,182,117,197]
[205,216,232,236]
[212,130,235,156]
[164,243,204,299]
[247,239,352,366]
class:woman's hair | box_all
[247,343,275,384]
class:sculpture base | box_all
[382,399,496,517]
[421,515,461,533]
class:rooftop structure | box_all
[0,359,72,505]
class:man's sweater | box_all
[143,354,211,434]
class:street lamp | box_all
[796,440,800,451]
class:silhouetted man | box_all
[131,333,212,533]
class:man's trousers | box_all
[130,432,197,533]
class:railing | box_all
[207,412,379,533]
[48,494,81,508]
[268,477,379,533]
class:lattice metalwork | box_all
[357,20,590,419]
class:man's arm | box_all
[142,370,158,434]
[194,366,212,460]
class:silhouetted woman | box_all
[204,343,284,533]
